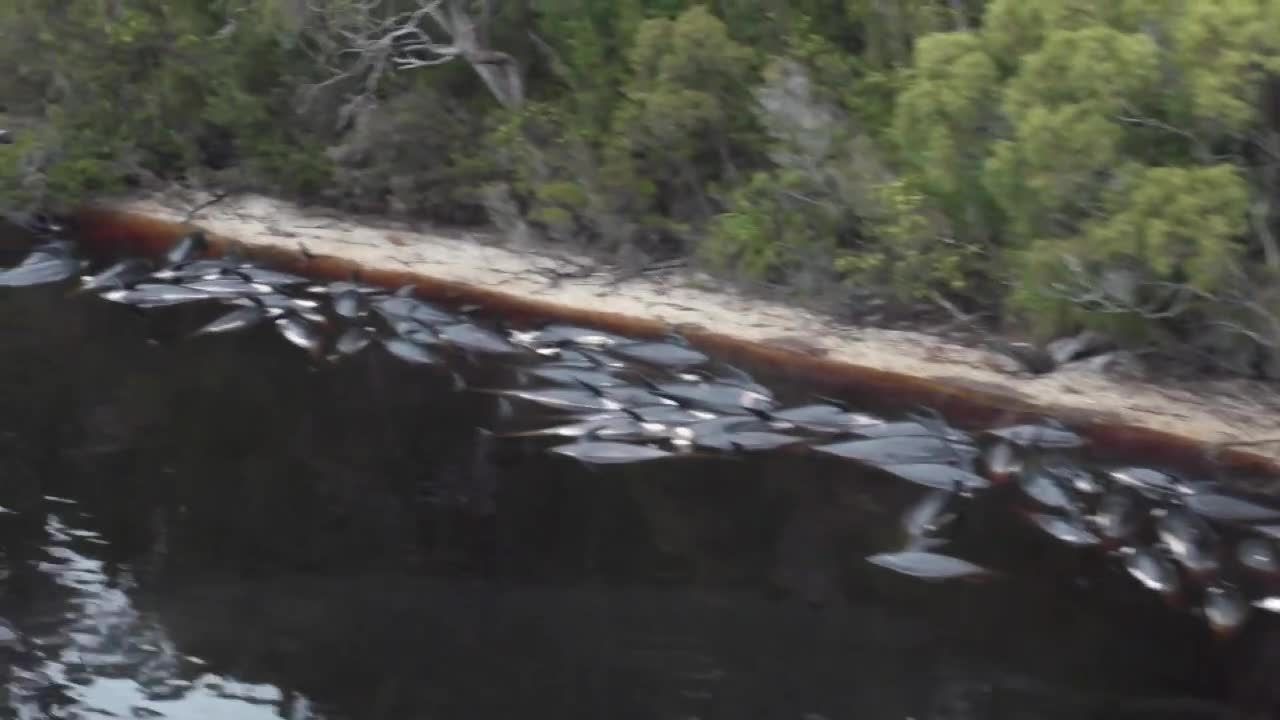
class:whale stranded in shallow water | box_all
[0,240,83,286]
[79,257,153,292]
[983,422,1085,449]
[437,322,526,356]
[550,440,674,465]
[334,326,374,356]
[274,315,324,355]
[190,303,276,337]
[763,402,880,433]
[0,616,21,651]
[478,387,629,413]
[1184,492,1280,524]
[1026,512,1102,547]
[880,463,991,492]
[608,337,709,368]
[1203,584,1249,639]
[1106,467,1191,500]
[1236,538,1279,576]
[519,365,627,388]
[163,231,208,266]
[101,283,216,308]
[685,429,804,453]
[814,436,975,466]
[1019,469,1080,513]
[6,229,1280,641]
[511,322,629,349]
[901,489,960,545]
[865,551,994,582]
[1123,547,1181,600]
[1092,490,1140,544]
[381,337,444,365]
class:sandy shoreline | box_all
[96,189,1280,465]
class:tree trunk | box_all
[437,0,524,109]
[1257,77,1280,270]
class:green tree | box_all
[1085,164,1248,289]
[892,31,998,238]
[0,0,332,208]
[1013,164,1249,336]
[611,4,758,212]
[1174,0,1280,132]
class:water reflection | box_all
[3,503,325,719]
[0,226,1266,718]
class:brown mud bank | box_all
[74,192,1280,479]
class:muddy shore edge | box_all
[73,190,1280,478]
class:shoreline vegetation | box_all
[87,188,1280,467]
[2,1,1280,462]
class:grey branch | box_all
[301,0,524,120]
[1045,256,1195,320]
[1043,256,1280,364]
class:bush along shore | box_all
[2,1,1280,385]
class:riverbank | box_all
[77,189,1280,472]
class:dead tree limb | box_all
[1041,256,1280,376]
[301,0,523,125]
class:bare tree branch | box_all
[1045,255,1195,320]
[1112,110,1237,164]
[1041,255,1280,376]
[526,30,576,88]
[300,0,523,124]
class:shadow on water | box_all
[0,225,1269,719]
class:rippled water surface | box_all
[0,227,1268,719]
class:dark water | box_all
[0,231,1267,719]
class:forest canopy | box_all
[1,0,1279,378]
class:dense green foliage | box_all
[2,0,1280,372]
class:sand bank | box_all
[76,189,1280,474]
